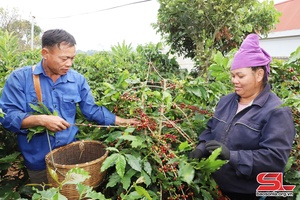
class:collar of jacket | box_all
[33,60,75,83]
[235,84,271,108]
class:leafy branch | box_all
[27,103,58,142]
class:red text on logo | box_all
[257,172,295,192]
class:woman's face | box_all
[231,67,264,100]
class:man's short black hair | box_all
[42,29,76,48]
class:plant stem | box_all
[72,123,127,128]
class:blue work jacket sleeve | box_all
[0,70,30,133]
[78,76,116,125]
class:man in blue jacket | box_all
[189,34,295,199]
[0,29,138,184]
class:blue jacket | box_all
[0,61,116,170]
[198,84,295,194]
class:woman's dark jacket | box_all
[198,84,295,194]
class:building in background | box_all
[260,0,300,59]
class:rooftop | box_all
[273,0,300,32]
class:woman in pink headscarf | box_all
[189,34,295,199]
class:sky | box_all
[1,0,286,52]
[1,0,162,51]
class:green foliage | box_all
[0,126,28,199]
[71,42,223,199]
[242,0,281,35]
[0,152,20,163]
[0,30,19,91]
[0,7,42,51]
[270,47,300,199]
[154,0,281,75]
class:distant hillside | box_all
[76,49,99,55]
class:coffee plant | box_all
[0,31,299,199]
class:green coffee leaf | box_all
[116,154,126,178]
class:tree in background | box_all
[0,7,42,51]
[154,0,281,76]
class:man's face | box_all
[42,42,76,76]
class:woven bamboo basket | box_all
[45,140,108,199]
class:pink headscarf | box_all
[231,34,272,77]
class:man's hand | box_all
[205,140,230,160]
[22,114,70,132]
[41,115,71,132]
[115,116,140,126]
